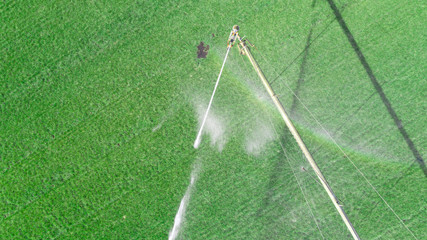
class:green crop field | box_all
[1,0,426,239]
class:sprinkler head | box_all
[228,25,240,47]
[232,25,239,33]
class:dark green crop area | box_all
[1,0,426,239]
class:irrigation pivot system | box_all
[195,25,360,240]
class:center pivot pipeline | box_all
[193,26,238,149]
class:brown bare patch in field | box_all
[197,42,209,58]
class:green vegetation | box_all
[1,0,425,239]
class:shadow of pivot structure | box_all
[326,0,426,177]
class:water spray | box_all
[193,25,361,240]
[193,25,239,149]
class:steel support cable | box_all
[253,43,419,240]
[239,40,360,239]
[269,118,326,239]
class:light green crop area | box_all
[1,0,426,239]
